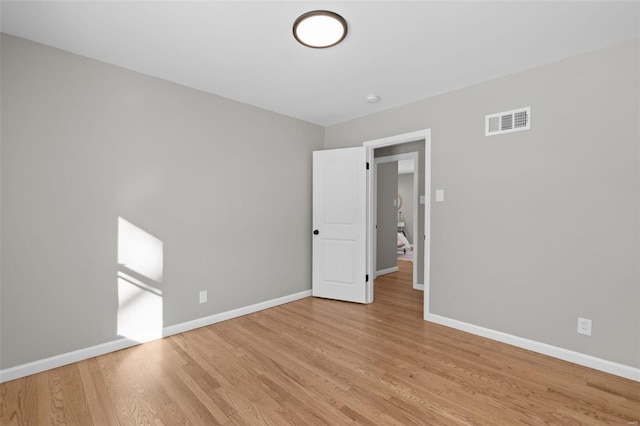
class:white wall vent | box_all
[485,107,530,136]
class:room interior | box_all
[1,1,639,424]
[374,149,420,287]
[397,159,416,261]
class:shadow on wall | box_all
[117,217,164,343]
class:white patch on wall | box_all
[117,217,164,343]
[485,107,530,136]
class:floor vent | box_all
[485,107,530,136]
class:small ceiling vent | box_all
[485,107,530,136]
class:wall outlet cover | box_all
[577,317,592,336]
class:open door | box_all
[312,147,368,303]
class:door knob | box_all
[313,230,319,235]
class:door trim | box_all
[363,129,431,315]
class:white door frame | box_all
[363,129,431,316]
[373,152,419,290]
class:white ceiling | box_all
[1,1,638,126]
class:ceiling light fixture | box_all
[293,10,348,48]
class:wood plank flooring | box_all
[2,260,639,425]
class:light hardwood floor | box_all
[2,261,639,425]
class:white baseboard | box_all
[425,313,640,382]
[161,290,311,337]
[376,266,399,277]
[0,290,312,383]
[0,338,140,384]
[414,283,424,291]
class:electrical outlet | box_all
[577,317,592,336]
[199,290,208,304]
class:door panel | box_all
[312,147,367,303]
[323,240,354,283]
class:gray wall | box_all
[0,35,324,369]
[325,39,640,368]
[375,161,398,272]
[398,173,414,244]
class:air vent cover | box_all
[485,107,530,136]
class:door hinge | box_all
[366,162,370,170]
[366,274,369,282]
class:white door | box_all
[312,147,368,303]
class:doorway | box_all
[373,152,419,290]
[364,129,431,317]
[310,129,431,316]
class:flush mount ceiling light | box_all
[293,10,348,48]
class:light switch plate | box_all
[436,189,444,202]
[419,195,425,205]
